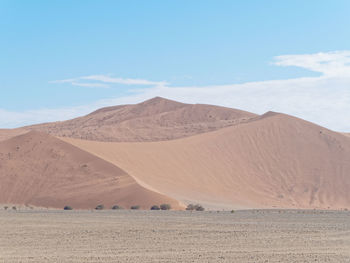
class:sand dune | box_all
[26,97,257,142]
[0,131,181,209]
[63,112,350,210]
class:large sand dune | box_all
[63,112,350,210]
[1,98,349,210]
[0,131,181,209]
[26,97,257,142]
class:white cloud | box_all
[2,51,350,132]
[274,50,350,77]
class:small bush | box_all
[231,210,235,213]
[112,205,121,210]
[12,206,17,211]
[186,204,204,211]
[150,205,160,210]
[160,204,171,210]
[95,204,104,210]
[186,204,195,211]
[4,206,8,210]
[64,206,73,210]
[130,205,140,210]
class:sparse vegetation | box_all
[150,205,160,210]
[12,206,17,211]
[4,206,8,210]
[194,204,204,211]
[112,205,121,210]
[130,205,140,210]
[95,204,104,210]
[186,204,205,211]
[231,210,235,213]
[160,204,171,210]
[64,206,73,210]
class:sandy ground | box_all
[0,209,349,262]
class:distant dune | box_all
[0,128,27,142]
[63,112,350,210]
[0,131,181,209]
[1,97,350,210]
[26,97,257,142]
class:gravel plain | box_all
[0,209,349,262]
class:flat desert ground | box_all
[1,210,349,262]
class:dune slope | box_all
[0,131,181,209]
[63,113,350,210]
[26,97,257,142]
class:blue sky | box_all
[1,0,350,131]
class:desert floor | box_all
[0,209,349,262]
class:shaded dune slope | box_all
[63,113,350,210]
[0,131,181,209]
[26,97,257,142]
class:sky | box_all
[1,0,350,131]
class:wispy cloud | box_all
[71,82,110,88]
[81,75,169,86]
[51,75,168,88]
[2,51,350,132]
